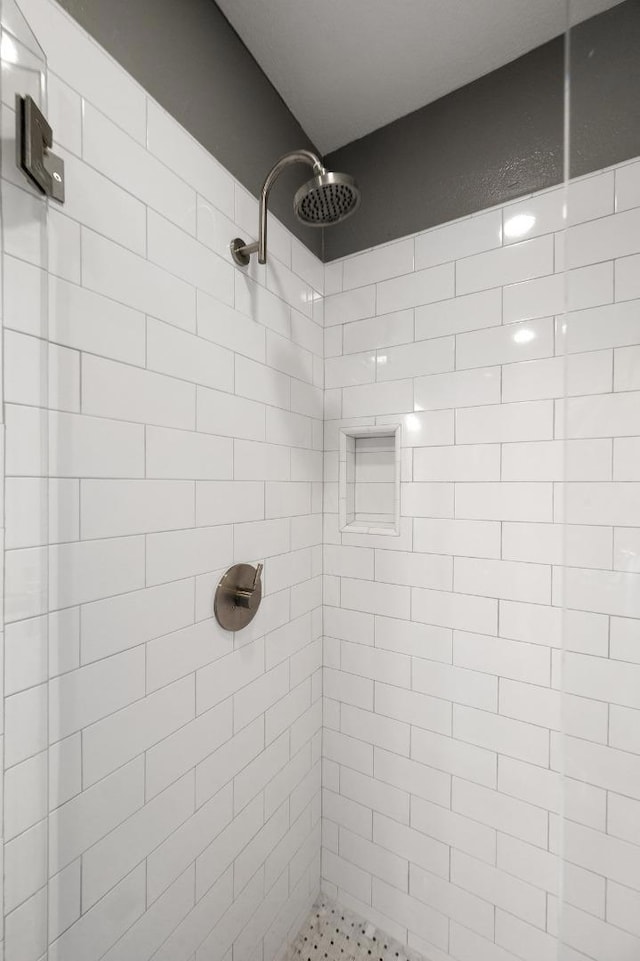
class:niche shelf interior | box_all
[339,424,401,536]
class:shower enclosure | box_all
[1,1,639,960]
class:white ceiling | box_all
[216,0,625,153]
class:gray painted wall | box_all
[325,0,640,260]
[54,0,640,262]
[54,0,323,256]
[325,39,564,260]
[570,0,640,178]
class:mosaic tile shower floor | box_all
[289,897,424,961]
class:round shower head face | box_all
[294,171,360,227]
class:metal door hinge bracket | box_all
[16,94,65,203]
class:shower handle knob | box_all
[234,563,263,608]
[214,562,264,630]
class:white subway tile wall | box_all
[322,157,640,961]
[2,2,322,961]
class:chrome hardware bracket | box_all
[16,94,65,203]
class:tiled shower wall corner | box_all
[322,157,640,961]
[2,0,324,958]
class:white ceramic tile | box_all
[81,479,194,539]
[147,317,234,392]
[49,651,145,745]
[615,159,640,212]
[614,437,640,479]
[375,549,452,591]
[414,366,500,411]
[567,206,640,269]
[233,518,290,561]
[146,426,233,480]
[59,148,147,255]
[197,386,265,441]
[456,400,554,444]
[146,525,233,585]
[415,287,502,340]
[2,180,47,267]
[48,275,146,365]
[147,100,234,217]
[4,331,80,412]
[502,188,566,244]
[377,409,454,447]
[503,262,613,323]
[456,317,554,369]
[47,409,145,479]
[7,477,78,548]
[267,255,315,319]
[616,253,640,302]
[197,290,266,362]
[82,228,196,332]
[343,381,413,418]
[377,263,454,314]
[414,518,501,559]
[343,310,414,354]
[343,239,413,289]
[412,587,497,636]
[504,521,612,569]
[455,482,553,522]
[560,482,640,527]
[560,567,640,619]
[502,438,612,482]
[401,483,453,519]
[455,632,549,687]
[325,352,376,389]
[85,103,197,232]
[49,536,145,611]
[49,207,82,283]
[49,867,146,961]
[81,579,194,664]
[235,273,291,337]
[341,577,410,619]
[568,169,616,223]
[560,392,640,439]
[82,354,195,429]
[454,556,550,603]
[266,406,313,447]
[416,210,502,268]
[292,238,324,293]
[48,72,82,155]
[377,336,454,382]
[324,286,376,327]
[563,300,640,355]
[453,778,547,847]
[148,209,234,304]
[457,236,554,294]
[614,344,640,390]
[502,350,612,403]
[413,444,500,482]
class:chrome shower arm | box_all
[258,150,325,264]
[231,149,325,266]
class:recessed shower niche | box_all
[339,424,401,535]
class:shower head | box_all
[230,149,360,266]
[294,170,360,227]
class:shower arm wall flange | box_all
[230,149,325,266]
